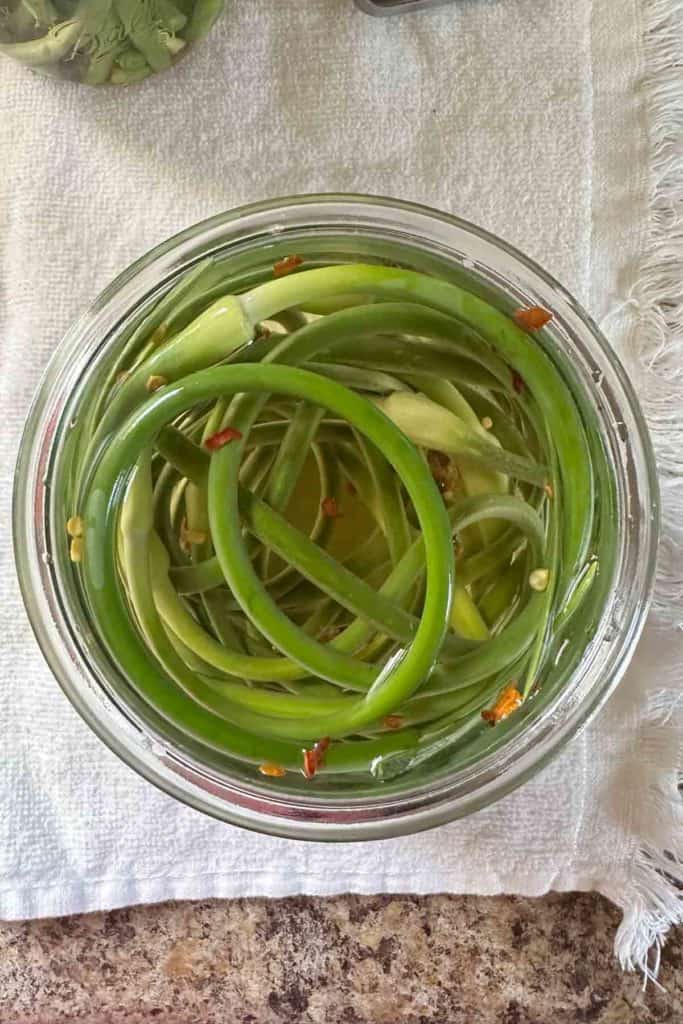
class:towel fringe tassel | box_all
[599,0,683,978]
[607,690,683,979]
[601,0,683,629]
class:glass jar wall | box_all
[13,196,658,838]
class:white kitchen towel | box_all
[0,0,681,975]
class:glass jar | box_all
[355,1,453,14]
[13,195,658,840]
[0,0,223,85]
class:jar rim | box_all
[12,193,660,840]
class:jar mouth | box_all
[13,194,659,840]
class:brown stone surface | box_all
[0,893,680,1023]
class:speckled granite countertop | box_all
[1,893,680,1023]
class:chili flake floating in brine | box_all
[321,497,341,518]
[273,255,304,278]
[511,369,526,394]
[482,685,523,726]
[303,737,331,779]
[513,306,553,331]
[259,763,287,778]
[204,427,243,451]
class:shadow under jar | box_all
[13,195,658,840]
[0,0,223,85]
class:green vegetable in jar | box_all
[67,257,609,782]
[0,0,222,85]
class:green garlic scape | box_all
[67,257,609,781]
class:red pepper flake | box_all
[346,481,357,497]
[302,750,317,779]
[482,685,523,726]
[205,427,243,451]
[273,255,303,278]
[511,369,526,394]
[427,450,461,498]
[513,306,553,331]
[321,496,341,518]
[258,762,287,778]
[427,449,450,492]
[382,715,405,730]
[302,736,331,779]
